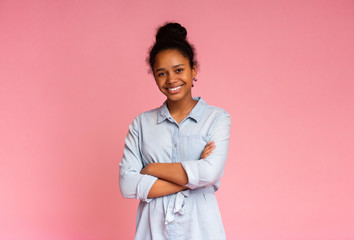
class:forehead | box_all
[153,49,189,70]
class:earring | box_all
[192,77,197,87]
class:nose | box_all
[167,72,177,84]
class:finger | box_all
[208,141,215,146]
[206,142,215,149]
[201,148,213,157]
[208,144,215,150]
[204,142,215,150]
[202,144,216,154]
[205,144,216,152]
[201,146,216,158]
[201,151,212,159]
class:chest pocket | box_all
[180,135,209,161]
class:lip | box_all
[166,84,184,94]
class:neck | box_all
[166,96,197,116]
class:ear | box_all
[192,64,197,77]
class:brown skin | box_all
[153,49,197,123]
[141,49,216,198]
[142,141,216,198]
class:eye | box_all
[157,72,166,77]
[176,68,184,73]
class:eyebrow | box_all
[155,64,185,72]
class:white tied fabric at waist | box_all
[164,186,215,225]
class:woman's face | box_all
[153,49,197,103]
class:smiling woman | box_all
[153,49,197,121]
[119,22,231,240]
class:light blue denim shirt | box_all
[119,97,231,240]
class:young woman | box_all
[119,22,231,240]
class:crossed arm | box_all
[119,112,231,201]
[141,141,216,198]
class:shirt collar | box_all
[157,97,207,124]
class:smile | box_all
[166,84,184,94]
[169,86,182,91]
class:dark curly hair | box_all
[148,22,198,73]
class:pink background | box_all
[1,0,353,239]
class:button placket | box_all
[171,125,180,163]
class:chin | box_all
[165,94,183,102]
[166,96,181,102]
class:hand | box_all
[140,164,151,175]
[200,141,216,159]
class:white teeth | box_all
[168,86,181,91]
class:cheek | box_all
[185,76,193,85]
[154,78,161,86]
[155,80,165,90]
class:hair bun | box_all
[156,23,187,42]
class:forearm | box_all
[147,178,188,198]
[141,163,189,186]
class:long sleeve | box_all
[181,112,231,189]
[119,117,158,202]
[121,98,228,239]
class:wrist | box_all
[143,163,155,175]
[141,163,150,175]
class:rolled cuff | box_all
[181,161,199,189]
[137,174,158,202]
